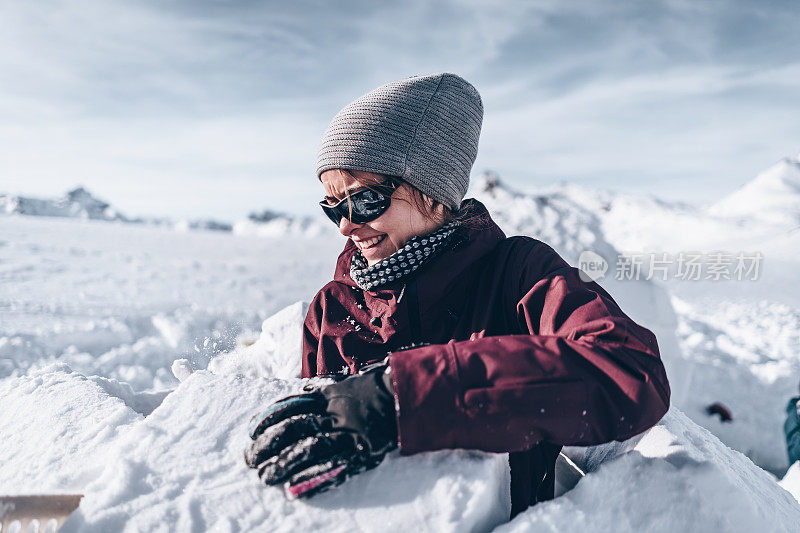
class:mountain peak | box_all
[1,186,125,221]
[62,186,112,212]
[708,155,800,225]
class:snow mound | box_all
[233,209,331,238]
[548,180,737,253]
[50,370,510,532]
[670,296,800,475]
[470,172,615,262]
[0,364,142,493]
[708,156,800,226]
[209,301,309,379]
[501,408,800,533]
[2,306,250,391]
[0,187,127,221]
[173,218,233,232]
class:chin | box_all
[365,251,389,266]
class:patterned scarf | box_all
[350,221,460,291]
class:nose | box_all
[338,215,360,236]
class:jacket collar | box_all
[333,199,506,298]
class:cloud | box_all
[0,0,799,219]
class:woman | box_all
[245,73,671,518]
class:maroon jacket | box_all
[302,199,670,517]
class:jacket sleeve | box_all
[301,289,325,379]
[301,304,319,379]
[301,284,352,379]
[389,239,671,454]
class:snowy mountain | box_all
[0,186,128,221]
[469,171,708,254]
[174,218,233,232]
[708,155,800,226]
[0,186,238,233]
[233,208,331,238]
[548,180,713,253]
[470,171,618,264]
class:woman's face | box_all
[320,169,445,266]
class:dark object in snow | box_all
[705,402,733,422]
[784,396,800,465]
[0,494,83,531]
[245,362,397,499]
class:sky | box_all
[1,0,799,221]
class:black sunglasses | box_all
[319,180,399,225]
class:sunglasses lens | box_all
[319,185,393,226]
[320,203,342,225]
[350,190,389,221]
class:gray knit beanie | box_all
[316,73,483,210]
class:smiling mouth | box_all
[354,235,386,250]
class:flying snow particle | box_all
[171,359,194,382]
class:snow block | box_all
[208,301,308,379]
[64,371,511,532]
[499,408,800,533]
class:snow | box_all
[4,154,800,530]
[780,462,800,503]
[207,300,309,379]
[173,218,233,232]
[669,296,800,475]
[708,156,800,227]
[0,185,323,236]
[1,364,511,532]
[0,365,143,494]
[0,214,340,389]
[0,187,126,221]
[502,409,800,533]
[232,215,330,238]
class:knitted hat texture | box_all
[316,73,483,210]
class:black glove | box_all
[244,362,398,499]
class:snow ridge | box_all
[0,187,127,221]
[0,186,330,235]
[709,155,800,226]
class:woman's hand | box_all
[244,363,398,499]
